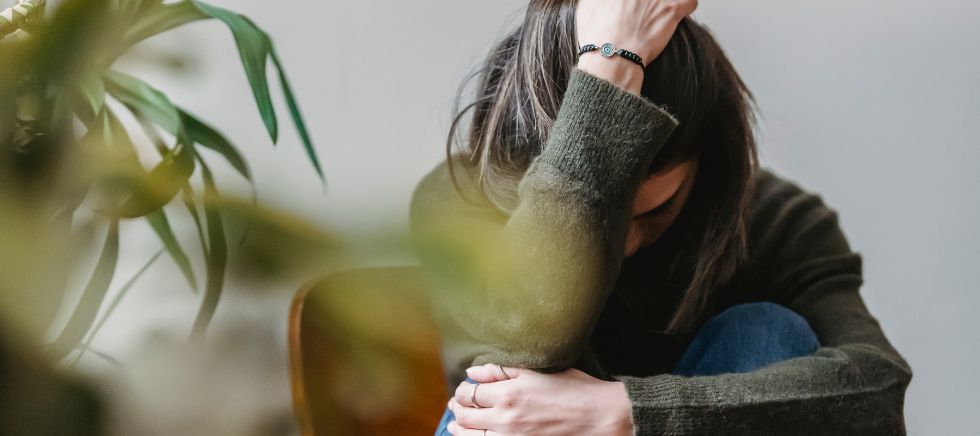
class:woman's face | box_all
[623,157,699,258]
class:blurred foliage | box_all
[0,0,333,371]
[0,331,104,435]
[0,1,457,434]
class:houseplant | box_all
[0,0,326,364]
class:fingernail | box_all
[465,366,479,374]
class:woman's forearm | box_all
[576,55,644,96]
[413,0,698,390]
[411,67,680,379]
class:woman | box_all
[409,1,912,434]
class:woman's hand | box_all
[576,0,698,65]
[575,0,699,95]
[446,363,634,436]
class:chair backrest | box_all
[288,266,447,435]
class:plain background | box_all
[83,1,978,434]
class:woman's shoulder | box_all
[745,168,861,276]
[749,167,844,228]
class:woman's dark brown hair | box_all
[444,0,758,335]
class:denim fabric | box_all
[434,375,478,436]
[433,302,819,435]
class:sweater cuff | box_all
[612,374,692,435]
[527,67,679,206]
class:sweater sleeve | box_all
[409,67,679,381]
[610,178,913,435]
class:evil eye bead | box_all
[600,43,616,57]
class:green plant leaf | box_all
[47,219,120,362]
[115,139,195,218]
[113,0,163,27]
[103,71,195,218]
[145,209,197,292]
[191,0,324,180]
[135,103,250,260]
[122,0,207,48]
[190,1,277,141]
[73,68,106,126]
[270,50,324,181]
[117,1,325,180]
[180,182,209,255]
[80,108,150,218]
[103,69,190,146]
[31,0,110,88]
[179,109,251,181]
[72,249,163,367]
[134,112,211,260]
[217,197,345,282]
[190,157,226,340]
[89,106,137,152]
[73,345,122,367]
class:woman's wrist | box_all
[599,380,636,436]
[576,54,644,97]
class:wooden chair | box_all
[288,266,448,435]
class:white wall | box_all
[92,1,978,434]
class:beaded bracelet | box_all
[577,43,644,68]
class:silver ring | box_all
[471,382,483,408]
[482,430,487,436]
[496,364,511,380]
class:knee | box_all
[714,302,809,329]
[708,302,819,350]
[673,302,820,376]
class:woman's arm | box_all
[610,178,913,435]
[410,0,696,386]
[410,65,678,378]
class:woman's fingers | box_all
[576,0,701,66]
[464,365,501,383]
[447,420,502,436]
[671,0,699,18]
[449,398,496,431]
[454,381,489,408]
[453,379,516,408]
[465,363,524,383]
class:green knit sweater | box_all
[409,66,912,435]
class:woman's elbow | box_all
[477,313,587,372]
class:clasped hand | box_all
[446,364,634,436]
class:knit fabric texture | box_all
[409,66,912,435]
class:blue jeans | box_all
[433,302,819,435]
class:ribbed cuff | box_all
[527,66,679,206]
[612,374,690,436]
